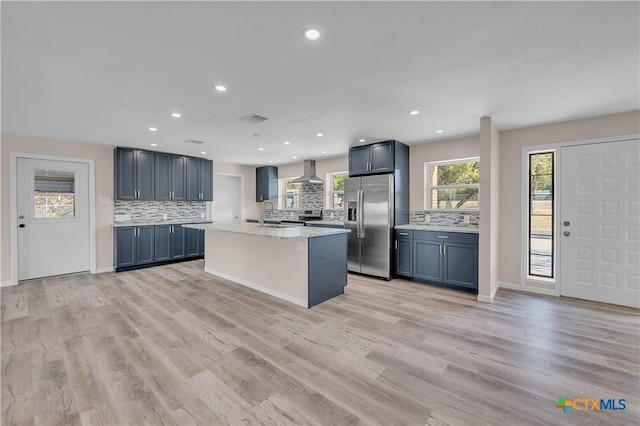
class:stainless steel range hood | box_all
[291,159,323,184]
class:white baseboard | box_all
[204,266,308,308]
[1,280,17,288]
[476,282,500,303]
[94,266,114,274]
[499,281,557,296]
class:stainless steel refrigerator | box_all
[344,174,394,279]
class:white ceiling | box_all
[2,1,638,166]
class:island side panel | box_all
[204,230,309,307]
[307,233,348,308]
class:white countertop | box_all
[113,219,213,228]
[183,222,350,239]
[395,224,479,234]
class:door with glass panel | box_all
[560,139,639,308]
[17,158,90,280]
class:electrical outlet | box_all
[162,213,168,220]
[201,213,205,219]
[424,214,431,223]
[297,242,304,251]
[464,214,470,224]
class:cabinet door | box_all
[349,146,370,176]
[115,227,136,267]
[136,151,155,200]
[413,240,442,282]
[198,229,205,255]
[395,238,413,277]
[370,142,394,173]
[186,157,200,201]
[115,148,136,200]
[170,225,186,259]
[185,227,200,257]
[444,242,478,289]
[136,226,155,265]
[256,166,278,202]
[154,152,172,200]
[171,155,187,200]
[154,225,171,261]
[255,167,265,202]
[199,159,213,201]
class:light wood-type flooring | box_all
[2,260,639,425]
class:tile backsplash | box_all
[300,183,324,209]
[114,201,207,223]
[409,210,479,227]
[264,208,345,221]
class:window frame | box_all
[278,177,301,210]
[32,169,79,223]
[526,150,556,281]
[325,171,348,210]
[424,157,480,211]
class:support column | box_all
[478,116,500,302]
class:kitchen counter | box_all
[395,224,479,234]
[184,222,349,308]
[184,222,349,239]
[307,220,344,226]
[113,219,213,228]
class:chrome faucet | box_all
[259,200,275,226]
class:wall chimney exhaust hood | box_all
[292,159,323,184]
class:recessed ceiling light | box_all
[258,147,264,151]
[359,138,366,143]
[171,113,181,118]
[409,110,420,115]
[321,151,327,154]
[283,141,290,145]
[148,127,158,131]
[214,85,227,92]
[268,160,273,163]
[435,129,444,134]
[150,143,158,147]
[201,151,207,154]
[292,156,297,159]
[303,28,321,41]
[316,133,323,137]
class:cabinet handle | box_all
[395,240,398,250]
[444,245,446,256]
[437,235,449,239]
[439,245,442,255]
[398,232,409,236]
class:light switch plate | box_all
[200,213,205,218]
[115,214,131,222]
[424,214,431,223]
[464,214,470,224]
[163,213,168,220]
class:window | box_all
[326,171,347,209]
[33,169,76,219]
[279,178,301,209]
[528,151,554,278]
[425,158,479,210]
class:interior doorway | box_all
[212,174,243,222]
[16,157,91,280]
[560,139,639,308]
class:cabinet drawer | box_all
[414,230,478,244]
[395,229,413,240]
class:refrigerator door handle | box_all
[357,189,364,239]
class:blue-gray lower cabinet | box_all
[115,226,154,269]
[394,229,478,292]
[115,224,204,272]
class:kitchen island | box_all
[183,223,350,308]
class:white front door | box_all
[560,139,639,308]
[17,158,90,280]
[212,174,242,222]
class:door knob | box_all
[563,231,570,237]
[19,224,25,228]
[563,221,570,226]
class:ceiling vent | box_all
[183,139,206,145]
[239,113,269,124]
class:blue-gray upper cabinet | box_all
[115,148,155,200]
[256,166,278,202]
[187,157,214,201]
[114,226,154,268]
[155,153,187,201]
[349,140,402,176]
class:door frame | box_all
[210,172,244,221]
[517,134,639,298]
[9,153,96,286]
